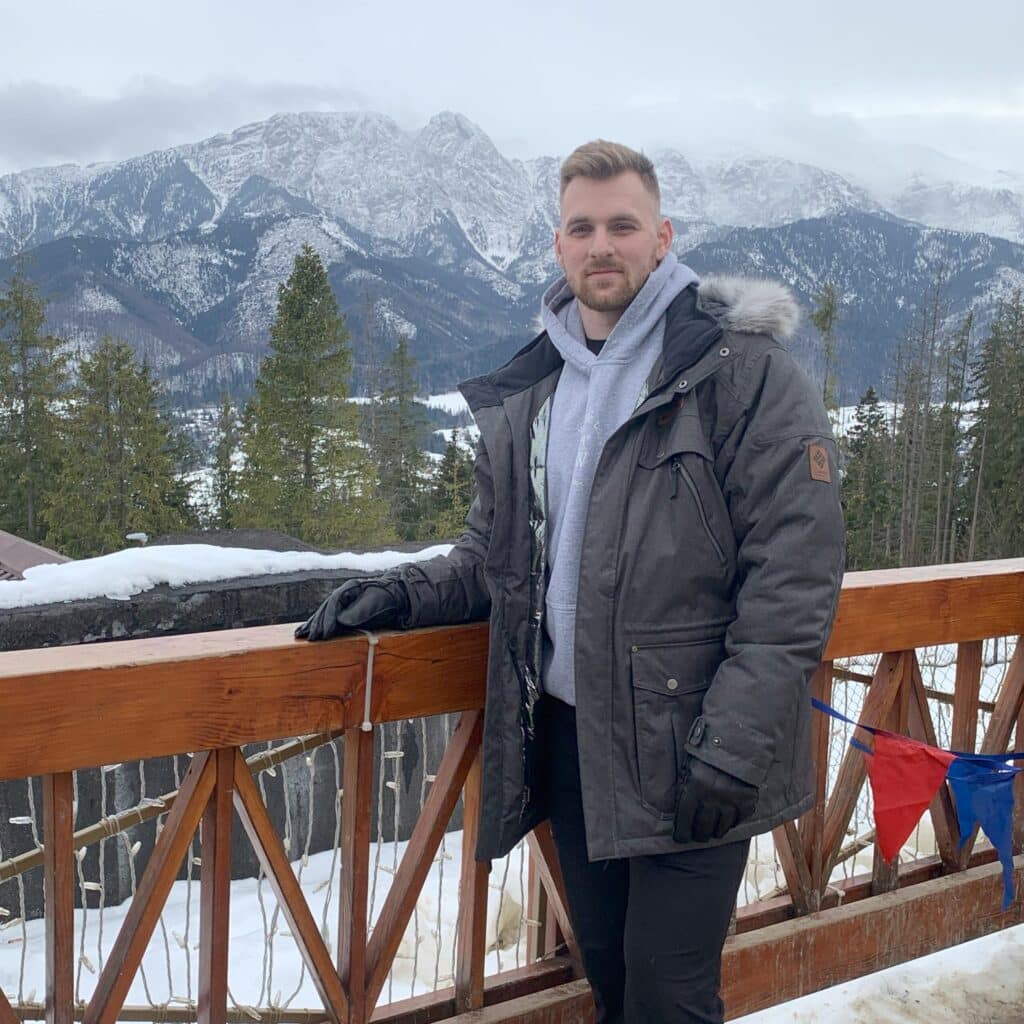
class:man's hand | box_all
[673,755,759,844]
[294,578,409,640]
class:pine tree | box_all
[235,245,390,546]
[371,336,430,539]
[930,313,972,563]
[212,392,238,529]
[889,272,949,566]
[0,259,69,540]
[841,387,895,569]
[811,282,843,413]
[430,429,477,539]
[965,292,1024,559]
[42,338,196,557]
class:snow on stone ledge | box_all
[0,543,453,610]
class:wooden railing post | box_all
[871,652,913,894]
[952,640,984,867]
[0,987,17,1024]
[802,661,833,909]
[198,748,235,1024]
[338,726,373,1024]
[1015,696,1024,856]
[43,771,74,1024]
[960,640,1024,864]
[455,744,488,1012]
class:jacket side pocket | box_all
[629,635,725,818]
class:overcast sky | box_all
[2,0,1022,187]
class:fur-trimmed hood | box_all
[697,275,800,340]
[533,271,801,342]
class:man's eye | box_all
[569,225,590,235]
[612,223,636,232]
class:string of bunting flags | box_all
[812,698,1023,909]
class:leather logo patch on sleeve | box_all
[808,443,832,483]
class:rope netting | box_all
[0,639,1016,1015]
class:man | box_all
[297,141,845,1022]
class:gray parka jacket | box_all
[391,277,845,862]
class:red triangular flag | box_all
[862,731,956,862]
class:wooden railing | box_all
[1,559,1023,1023]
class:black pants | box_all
[539,696,749,1024]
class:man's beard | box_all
[571,264,649,313]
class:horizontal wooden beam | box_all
[826,559,1024,658]
[1,560,1022,779]
[424,981,593,1024]
[3,961,578,1024]
[722,855,1024,1018]
[735,846,1001,933]
[0,623,487,780]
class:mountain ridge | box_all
[1,110,1022,403]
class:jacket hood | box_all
[697,275,801,340]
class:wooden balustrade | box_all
[1,558,1023,1022]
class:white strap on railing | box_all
[360,630,380,732]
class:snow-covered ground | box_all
[0,834,528,1011]
[737,923,1024,1023]
[0,544,452,609]
[1,830,1020,1019]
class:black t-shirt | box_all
[585,336,606,356]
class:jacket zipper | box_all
[670,458,727,564]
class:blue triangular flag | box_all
[947,756,1019,910]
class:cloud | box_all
[0,78,375,173]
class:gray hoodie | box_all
[539,251,700,705]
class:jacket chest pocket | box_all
[629,635,725,818]
[638,409,729,566]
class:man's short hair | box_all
[559,140,660,208]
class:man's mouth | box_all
[587,268,621,276]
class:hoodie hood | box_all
[540,251,700,375]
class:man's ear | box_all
[554,227,564,269]
[656,216,674,260]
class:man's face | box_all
[555,171,673,318]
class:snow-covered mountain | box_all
[0,111,886,265]
[1,110,1022,402]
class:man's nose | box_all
[588,227,614,256]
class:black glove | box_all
[294,577,410,640]
[673,755,759,844]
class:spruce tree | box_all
[0,259,69,540]
[965,292,1024,559]
[430,429,477,539]
[371,336,430,540]
[212,392,238,529]
[841,387,895,569]
[235,245,390,546]
[42,338,195,557]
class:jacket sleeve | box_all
[685,343,845,788]
[393,438,494,627]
